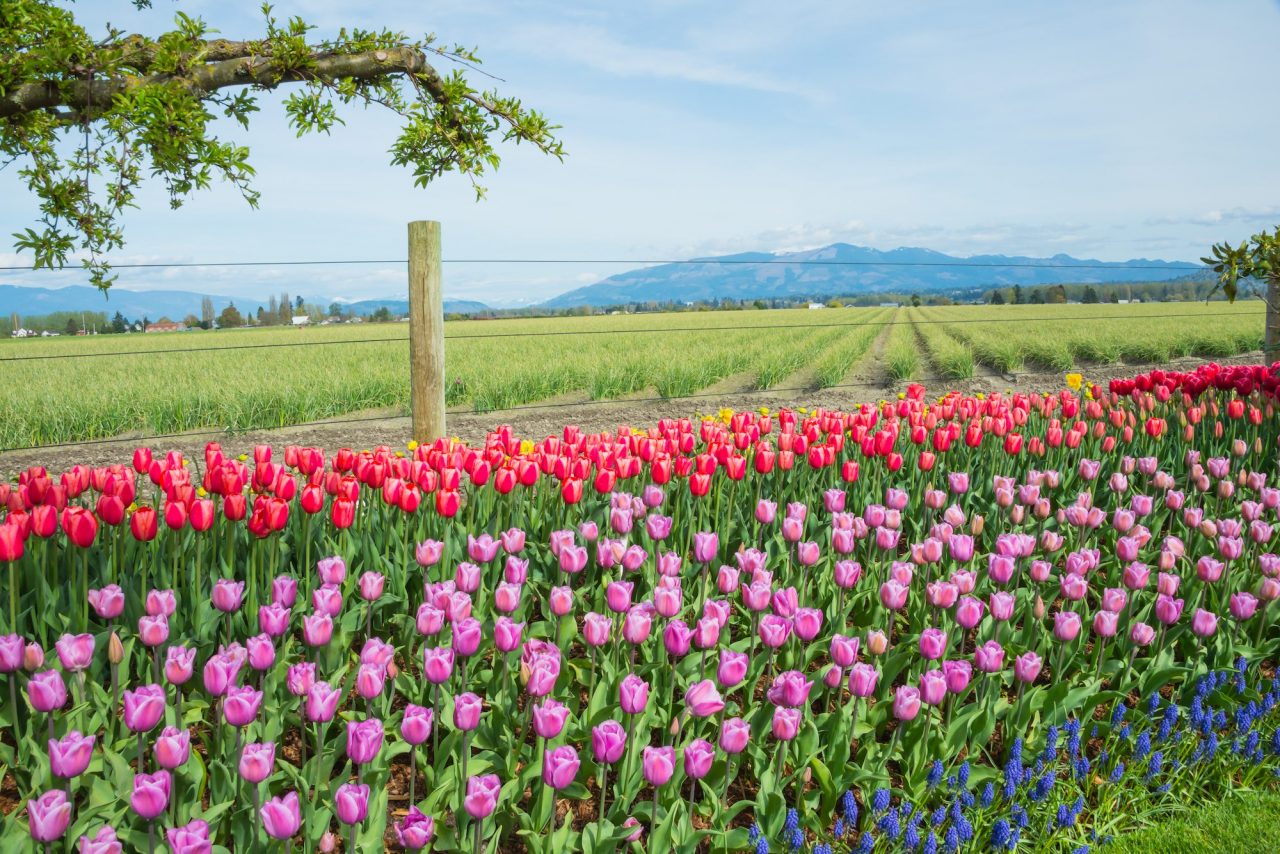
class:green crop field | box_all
[0,302,1264,449]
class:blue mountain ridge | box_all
[539,243,1199,308]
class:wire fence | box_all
[0,251,1253,455]
[0,310,1253,363]
[0,257,1209,272]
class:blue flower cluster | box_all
[747,661,1280,853]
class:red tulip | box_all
[60,507,98,548]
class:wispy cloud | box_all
[1145,206,1280,227]
[509,22,810,98]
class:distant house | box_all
[878,302,900,308]
[10,327,34,338]
[145,321,188,333]
[808,303,825,310]
[291,315,310,327]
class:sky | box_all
[1,0,1279,307]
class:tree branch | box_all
[0,45,439,119]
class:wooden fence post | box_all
[408,220,445,443]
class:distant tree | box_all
[256,306,267,324]
[218,303,244,329]
[295,295,305,313]
[988,289,1006,305]
[1047,285,1068,304]
[753,299,768,310]
[1203,225,1280,359]
[111,311,128,333]
[328,302,343,317]
[371,306,393,323]
[266,296,278,325]
[1028,289,1045,304]
[1107,291,1120,303]
[910,293,922,307]
[200,296,215,328]
[1011,284,1024,304]
[1082,286,1100,304]
[64,317,78,335]
[278,293,291,324]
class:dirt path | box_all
[1,352,1265,475]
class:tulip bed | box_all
[1,361,1280,852]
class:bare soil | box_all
[1,352,1264,474]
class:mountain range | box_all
[539,244,1201,308]
[1,245,1203,319]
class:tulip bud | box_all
[969,514,985,536]
[108,632,124,666]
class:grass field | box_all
[0,302,1263,449]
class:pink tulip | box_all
[223,685,262,727]
[210,579,244,614]
[767,671,812,708]
[302,612,334,647]
[48,730,94,779]
[76,826,121,854]
[271,575,298,608]
[260,790,302,841]
[153,726,190,770]
[312,584,343,616]
[880,580,909,610]
[830,634,859,668]
[684,738,716,779]
[334,782,370,825]
[834,560,863,588]
[620,674,649,715]
[400,705,433,746]
[893,685,921,721]
[1231,592,1259,621]
[771,706,803,741]
[54,633,94,672]
[165,819,211,854]
[543,745,580,789]
[847,662,879,697]
[955,597,984,630]
[919,669,947,705]
[919,628,947,660]
[549,586,575,619]
[1191,608,1218,638]
[453,693,482,731]
[357,571,385,602]
[415,541,443,567]
[137,614,169,648]
[395,806,435,851]
[1053,611,1082,642]
[974,641,1005,673]
[464,774,501,819]
[1129,622,1155,646]
[943,659,972,694]
[1014,651,1042,684]
[27,790,72,843]
[792,608,823,641]
[684,680,725,718]
[239,741,275,783]
[145,589,176,617]
[130,771,171,820]
[306,682,341,722]
[592,719,628,764]
[719,716,751,753]
[989,592,1016,622]
[88,585,125,620]
[533,698,571,739]
[258,603,291,638]
[1092,610,1119,638]
[123,684,166,733]
[1155,595,1184,626]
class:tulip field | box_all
[0,302,1265,450]
[2,361,1280,852]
